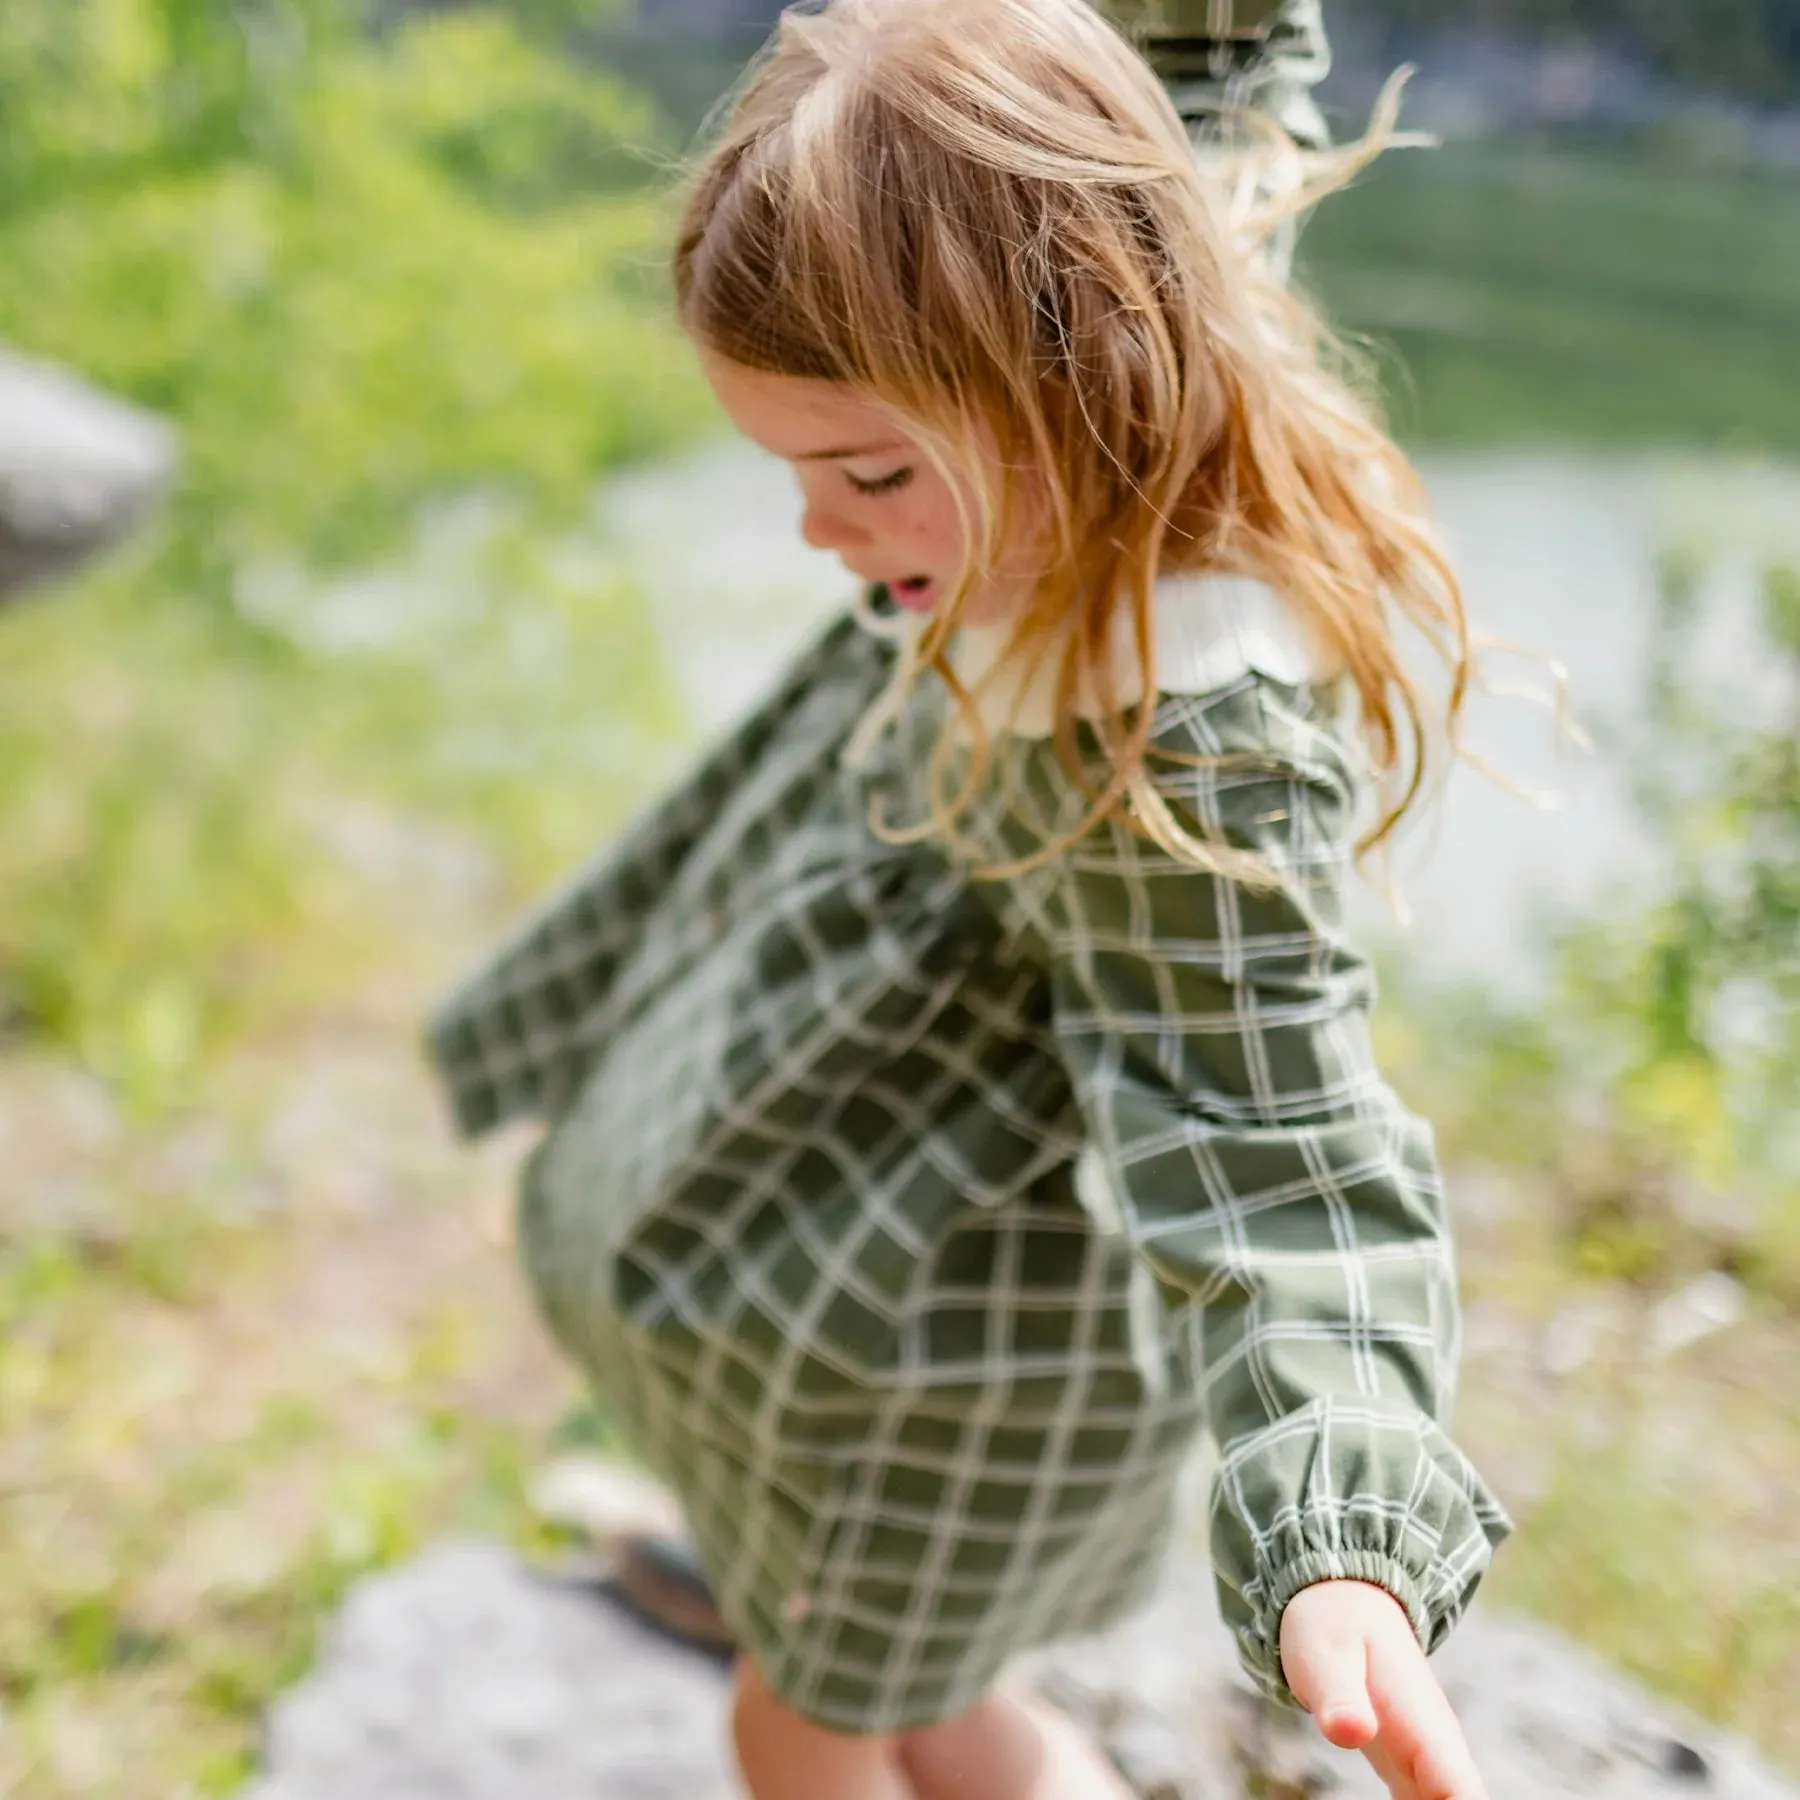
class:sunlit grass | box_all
[0,511,688,1114]
[0,494,693,1800]
[0,1168,580,1797]
[1438,1166,1800,1769]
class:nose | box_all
[800,498,869,555]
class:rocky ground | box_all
[244,1536,1797,1799]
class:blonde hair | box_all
[673,0,1469,879]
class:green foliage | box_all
[1580,551,1800,1280]
[0,1,709,595]
[0,1,353,198]
[0,0,709,1106]
[0,593,308,1113]
[401,9,666,208]
[0,523,686,1113]
[1405,547,1800,1297]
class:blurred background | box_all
[0,2,1795,1794]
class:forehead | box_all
[697,351,905,461]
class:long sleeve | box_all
[972,672,1512,1701]
[426,610,877,1139]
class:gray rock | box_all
[0,346,177,599]
[244,1539,1799,1800]
[243,1543,738,1800]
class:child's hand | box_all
[1279,1579,1488,1800]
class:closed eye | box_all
[846,466,914,498]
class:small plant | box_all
[1412,543,1800,1299]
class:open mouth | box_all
[891,575,935,611]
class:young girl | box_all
[428,1,1512,1795]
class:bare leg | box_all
[730,1659,915,1800]
[731,1658,1133,1800]
[898,1687,1136,1800]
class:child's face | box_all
[700,351,1033,620]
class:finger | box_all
[1282,1618,1379,1750]
[1369,1731,1489,1800]
[1363,1733,1411,1799]
[1367,1656,1490,1800]
[1390,1726,1490,1800]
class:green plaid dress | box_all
[427,574,1512,1732]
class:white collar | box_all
[936,570,1325,739]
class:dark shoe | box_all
[612,1532,736,1654]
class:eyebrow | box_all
[792,441,907,462]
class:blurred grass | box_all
[1413,1142,1800,1768]
[0,526,688,1116]
[0,520,687,1791]
[1300,144,1800,454]
[0,1131,585,1797]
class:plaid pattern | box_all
[428,609,1511,1732]
[425,0,1509,1732]
[1122,0,1334,286]
[1141,0,1333,151]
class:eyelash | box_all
[846,467,914,498]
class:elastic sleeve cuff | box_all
[1208,1397,1514,1705]
[1262,1549,1434,1701]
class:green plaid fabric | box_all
[427,604,1511,1732]
[1127,0,1334,150]
[426,2,1508,1732]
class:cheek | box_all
[897,484,972,562]
[916,462,1039,572]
